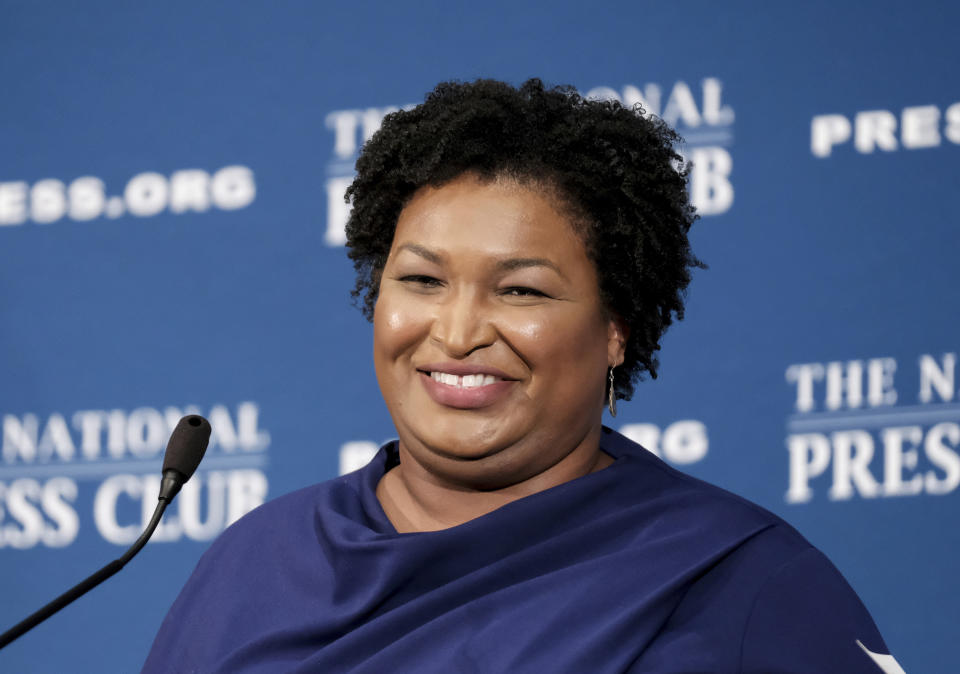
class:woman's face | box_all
[373,174,626,489]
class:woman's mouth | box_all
[418,370,516,408]
[428,372,500,388]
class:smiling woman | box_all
[373,175,622,523]
[143,79,900,673]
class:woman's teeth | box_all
[430,372,499,388]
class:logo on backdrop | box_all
[0,401,270,549]
[811,101,960,157]
[0,165,256,227]
[784,352,960,503]
[322,77,735,246]
[337,419,709,476]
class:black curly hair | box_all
[345,78,702,401]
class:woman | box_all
[144,79,898,672]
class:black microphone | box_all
[160,414,211,501]
[0,414,211,650]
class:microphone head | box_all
[161,415,211,482]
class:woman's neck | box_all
[375,432,614,533]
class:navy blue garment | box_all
[143,428,895,673]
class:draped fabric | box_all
[143,428,889,673]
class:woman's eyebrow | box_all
[497,257,565,278]
[397,243,443,264]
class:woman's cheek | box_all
[374,291,431,356]
[499,305,552,343]
[503,309,594,358]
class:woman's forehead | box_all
[390,177,588,265]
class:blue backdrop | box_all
[1,2,956,671]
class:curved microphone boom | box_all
[0,415,211,650]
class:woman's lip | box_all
[418,371,516,409]
[416,363,516,379]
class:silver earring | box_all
[608,367,617,417]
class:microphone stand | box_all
[0,499,170,650]
[0,413,208,651]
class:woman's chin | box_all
[400,423,521,466]
[422,435,511,463]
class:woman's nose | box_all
[430,291,496,357]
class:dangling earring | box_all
[607,367,617,417]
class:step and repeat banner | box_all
[1,2,956,671]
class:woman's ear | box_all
[607,314,629,367]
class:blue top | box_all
[143,428,895,673]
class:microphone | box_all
[160,414,211,501]
[0,415,211,650]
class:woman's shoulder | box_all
[208,453,382,552]
[142,457,386,672]
[602,429,894,671]
[602,427,812,555]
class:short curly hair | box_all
[345,78,702,401]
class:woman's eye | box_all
[501,286,548,298]
[398,275,442,287]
